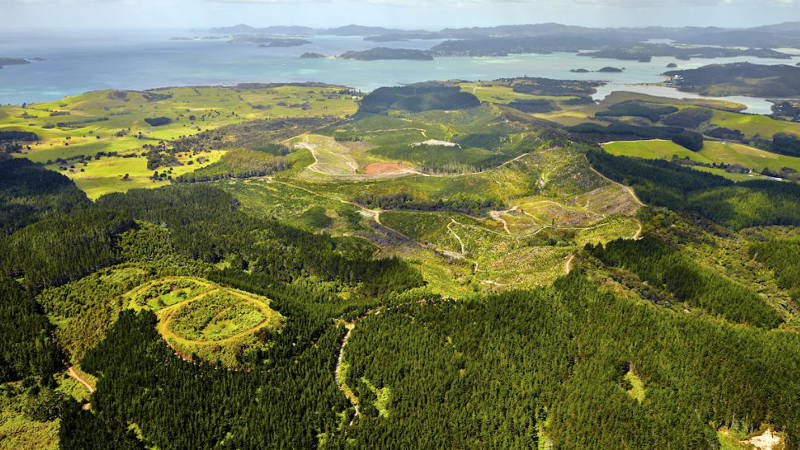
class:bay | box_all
[0,29,798,113]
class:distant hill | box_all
[357,83,480,114]
[0,57,29,69]
[339,47,433,61]
[208,22,800,57]
[665,62,800,97]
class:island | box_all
[664,62,800,97]
[0,57,29,69]
[338,47,433,61]
[597,66,624,73]
[230,36,311,47]
[570,68,590,73]
[300,52,328,59]
[580,44,792,62]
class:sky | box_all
[1,0,799,30]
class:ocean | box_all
[1,29,798,113]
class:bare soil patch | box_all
[365,162,414,175]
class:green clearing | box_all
[125,276,283,368]
[603,139,800,179]
[712,110,800,139]
[623,369,646,403]
[168,291,270,341]
[459,82,573,104]
[288,134,360,177]
[127,277,211,311]
[359,377,392,418]
[603,139,711,163]
[63,149,225,199]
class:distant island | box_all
[0,58,29,69]
[339,47,433,61]
[571,68,623,73]
[230,36,311,47]
[300,52,328,59]
[206,22,800,62]
[259,39,312,48]
[169,36,225,41]
[664,62,800,97]
[579,44,792,62]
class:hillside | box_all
[665,62,800,97]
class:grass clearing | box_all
[360,377,392,418]
[623,369,646,403]
[125,276,283,368]
[603,139,800,178]
[459,82,574,104]
[712,110,800,139]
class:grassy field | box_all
[1,85,357,198]
[459,82,576,104]
[125,276,283,368]
[712,110,800,139]
[599,91,747,111]
[603,139,800,178]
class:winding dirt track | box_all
[565,253,575,274]
[335,323,359,423]
[447,219,467,256]
[68,366,95,393]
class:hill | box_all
[665,62,800,97]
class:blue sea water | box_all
[0,29,798,113]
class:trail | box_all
[500,151,536,167]
[489,206,516,235]
[335,323,359,424]
[586,160,645,207]
[360,127,429,138]
[585,156,645,240]
[447,219,466,256]
[632,220,643,240]
[565,253,575,274]
[272,179,422,245]
[294,137,358,177]
[68,366,95,394]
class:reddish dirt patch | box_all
[365,163,414,175]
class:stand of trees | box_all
[750,240,800,301]
[587,151,800,229]
[587,236,783,328]
[0,157,90,234]
[0,277,62,382]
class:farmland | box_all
[0,84,358,198]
